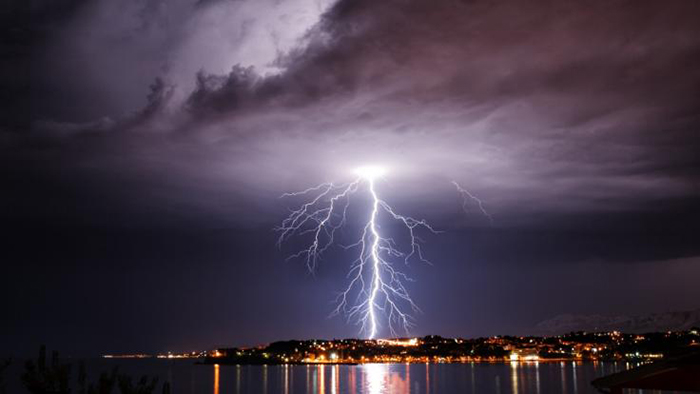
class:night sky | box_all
[2,0,700,357]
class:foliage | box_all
[22,346,169,394]
[21,345,71,394]
[117,374,158,394]
[0,358,11,394]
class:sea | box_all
[3,359,679,393]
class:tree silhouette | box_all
[0,358,11,394]
[86,368,118,394]
[21,345,71,394]
[21,346,168,394]
[117,374,158,394]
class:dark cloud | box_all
[5,0,700,253]
[2,0,700,354]
[151,0,700,210]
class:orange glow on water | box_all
[213,364,220,394]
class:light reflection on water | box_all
[365,363,386,394]
[3,359,654,394]
[213,364,220,394]
[207,361,652,394]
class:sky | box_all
[2,0,700,356]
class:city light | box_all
[377,338,419,347]
[198,329,697,366]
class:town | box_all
[200,329,700,365]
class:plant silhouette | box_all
[22,346,169,394]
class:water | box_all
[4,359,676,393]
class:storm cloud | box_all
[2,0,700,354]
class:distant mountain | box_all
[535,308,700,335]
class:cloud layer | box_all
[2,0,700,353]
[9,0,699,224]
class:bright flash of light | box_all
[276,166,436,339]
[354,165,388,180]
[452,180,493,225]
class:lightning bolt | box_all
[276,167,436,339]
[452,180,493,225]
